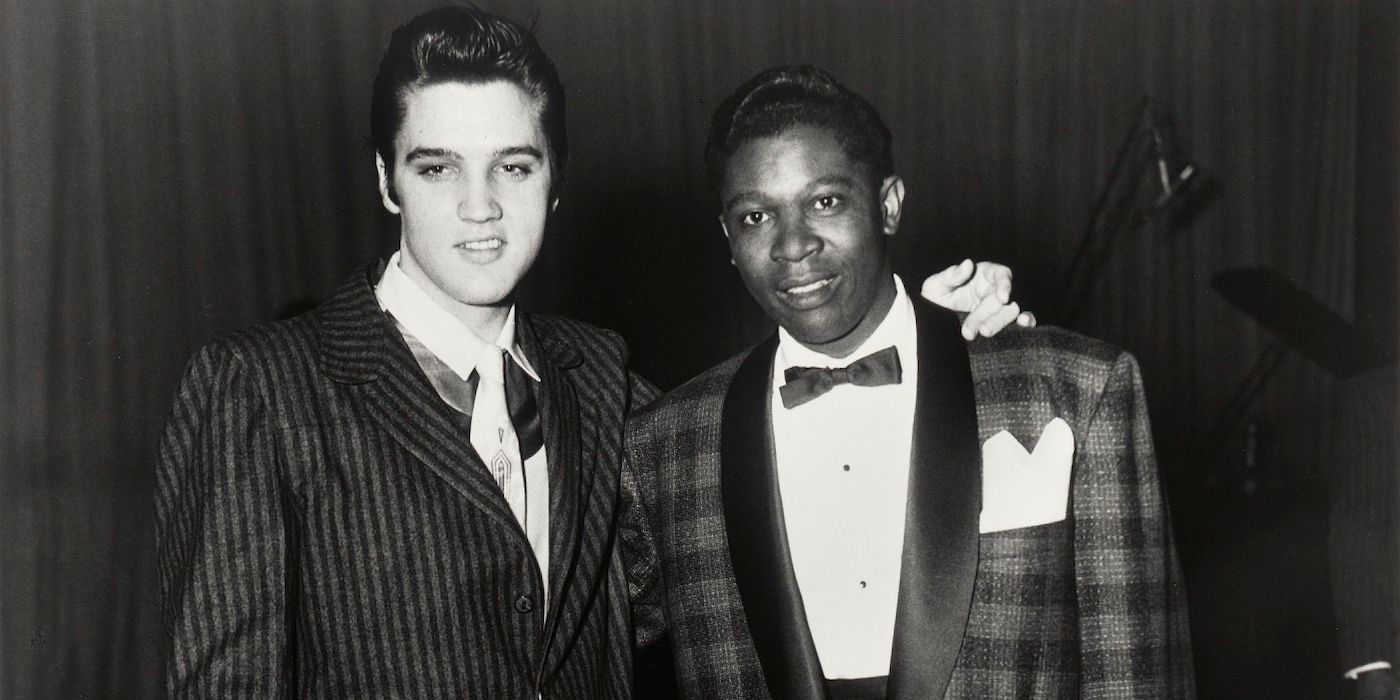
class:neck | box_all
[450,301,511,345]
[797,276,899,359]
[394,250,512,344]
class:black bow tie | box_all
[779,345,903,409]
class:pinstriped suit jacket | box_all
[623,297,1195,699]
[155,266,656,699]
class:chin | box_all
[446,285,513,308]
[785,318,856,347]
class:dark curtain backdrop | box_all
[1,0,1361,696]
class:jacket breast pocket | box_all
[977,520,1071,575]
[963,521,1080,679]
[969,521,1076,642]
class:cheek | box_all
[398,187,454,222]
[731,254,769,289]
[499,189,552,261]
[729,234,772,271]
[507,184,551,221]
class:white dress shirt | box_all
[771,275,919,680]
[375,252,551,600]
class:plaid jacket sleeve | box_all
[1073,350,1195,699]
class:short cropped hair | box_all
[705,65,893,193]
[370,6,567,186]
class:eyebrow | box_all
[722,174,857,212]
[494,145,544,160]
[403,145,545,163]
[722,191,760,212]
[403,147,459,162]
[811,174,857,189]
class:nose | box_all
[457,178,502,223]
[770,218,821,262]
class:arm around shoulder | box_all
[155,341,292,696]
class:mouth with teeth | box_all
[455,238,503,251]
[776,274,839,309]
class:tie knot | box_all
[475,345,507,385]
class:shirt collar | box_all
[374,251,541,383]
[776,274,915,373]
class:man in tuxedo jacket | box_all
[154,8,1027,698]
[623,66,1196,699]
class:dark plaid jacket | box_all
[623,297,1195,699]
[155,266,655,698]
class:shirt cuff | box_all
[1344,661,1393,679]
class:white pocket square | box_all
[979,417,1075,534]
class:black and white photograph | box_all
[2,1,1395,698]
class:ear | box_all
[879,175,905,236]
[376,153,401,215]
[718,216,736,265]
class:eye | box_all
[813,194,842,211]
[739,211,770,227]
[417,163,457,180]
[499,162,534,179]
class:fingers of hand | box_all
[972,261,1013,302]
[979,301,1021,337]
[921,266,960,300]
[961,293,1006,340]
[921,259,976,304]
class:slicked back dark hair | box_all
[705,65,893,195]
[371,5,567,191]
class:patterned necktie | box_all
[779,345,903,409]
[471,346,526,526]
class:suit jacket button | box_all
[514,594,533,613]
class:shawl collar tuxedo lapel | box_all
[717,293,980,699]
[720,335,828,700]
[515,312,593,679]
[317,265,525,540]
[887,298,981,699]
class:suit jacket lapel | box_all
[321,268,603,684]
[515,313,592,679]
[721,335,828,700]
[318,265,523,538]
[888,298,982,699]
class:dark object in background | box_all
[1212,267,1395,380]
[1056,98,1211,327]
[1196,266,1397,470]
